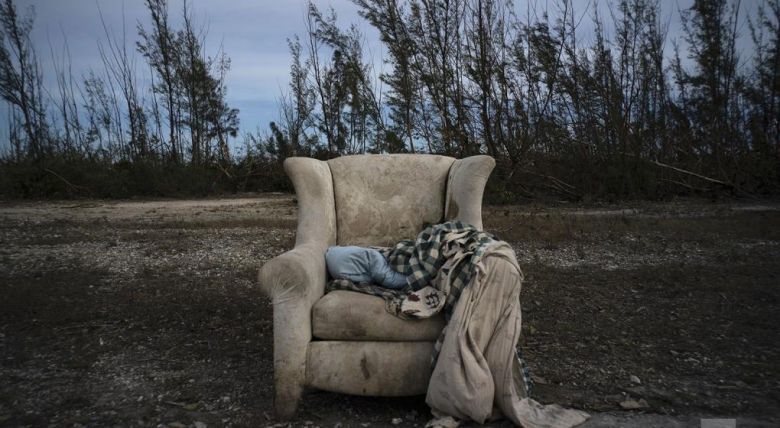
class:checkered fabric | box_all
[325,221,532,396]
[377,221,497,320]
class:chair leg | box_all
[274,374,303,419]
[271,299,311,420]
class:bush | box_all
[0,157,293,199]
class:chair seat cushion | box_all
[312,290,445,341]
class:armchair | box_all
[258,154,495,419]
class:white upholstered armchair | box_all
[258,154,495,419]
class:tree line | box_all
[1,0,778,200]
[0,0,240,196]
[262,0,779,199]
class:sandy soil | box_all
[1,196,778,427]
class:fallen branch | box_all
[650,160,729,186]
[660,178,710,193]
[519,168,578,197]
[216,162,233,179]
[44,168,89,192]
[651,159,760,199]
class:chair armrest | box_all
[257,241,327,418]
[258,242,327,307]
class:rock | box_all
[193,422,207,428]
[630,375,641,384]
[531,374,549,384]
[182,403,199,411]
[619,398,650,410]
[391,418,403,425]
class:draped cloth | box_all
[425,243,589,427]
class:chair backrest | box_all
[283,154,495,248]
[328,154,455,246]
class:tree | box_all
[0,0,47,159]
[305,2,382,156]
[674,0,743,180]
[97,3,148,160]
[277,36,316,159]
[353,0,419,152]
[746,0,780,176]
[137,0,180,162]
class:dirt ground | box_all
[0,195,778,427]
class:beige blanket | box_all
[425,243,589,428]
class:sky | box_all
[1,0,379,147]
[0,0,760,151]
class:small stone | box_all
[391,418,403,425]
[193,422,207,428]
[619,398,649,410]
[531,374,549,384]
[630,375,641,384]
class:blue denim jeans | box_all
[325,246,409,289]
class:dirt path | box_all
[1,196,778,427]
[0,194,296,224]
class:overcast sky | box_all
[0,0,760,149]
[2,0,377,145]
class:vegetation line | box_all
[0,0,778,201]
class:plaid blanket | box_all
[326,221,533,395]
